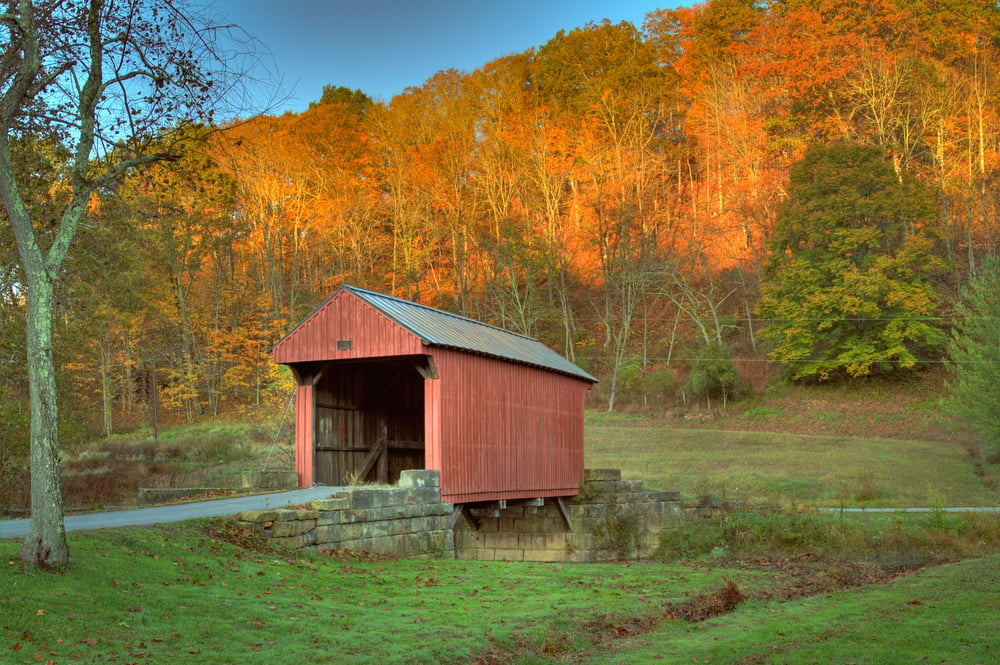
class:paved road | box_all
[0,486,341,540]
[819,506,1000,513]
[5,493,998,541]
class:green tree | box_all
[309,84,372,115]
[757,143,945,381]
[0,0,248,569]
[946,255,1000,451]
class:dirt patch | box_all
[735,554,928,602]
[667,580,747,622]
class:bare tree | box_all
[0,0,258,569]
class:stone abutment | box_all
[236,468,720,562]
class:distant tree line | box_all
[4,0,1000,442]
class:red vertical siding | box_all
[275,289,593,501]
[272,290,424,363]
[424,376,442,472]
[295,383,314,487]
[433,348,589,503]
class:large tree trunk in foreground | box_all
[18,276,68,569]
[0,0,252,570]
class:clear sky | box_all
[211,0,686,114]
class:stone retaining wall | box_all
[236,469,454,558]
[235,468,720,562]
[454,468,708,562]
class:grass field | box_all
[575,552,1000,665]
[3,517,999,664]
[584,424,999,508]
[4,378,1000,663]
[0,523,770,664]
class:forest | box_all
[2,0,1000,448]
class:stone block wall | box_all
[454,468,706,562]
[235,468,722,563]
[236,469,454,558]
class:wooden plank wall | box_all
[272,290,424,364]
[432,348,589,504]
[313,361,424,486]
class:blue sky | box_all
[212,0,686,114]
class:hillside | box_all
[672,369,977,446]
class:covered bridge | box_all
[270,285,597,504]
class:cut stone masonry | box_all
[237,468,722,562]
[237,469,454,558]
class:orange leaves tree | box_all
[535,21,675,409]
[25,0,1000,437]
[111,130,249,422]
[220,94,382,323]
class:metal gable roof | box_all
[343,285,597,383]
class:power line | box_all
[574,355,991,366]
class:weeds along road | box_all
[4,491,1000,540]
[0,486,340,540]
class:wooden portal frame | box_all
[299,355,431,486]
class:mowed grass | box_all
[585,421,999,508]
[576,552,1000,665]
[3,518,1000,664]
[4,405,1000,663]
[0,524,769,665]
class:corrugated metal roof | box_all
[343,285,597,383]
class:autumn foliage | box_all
[4,0,1000,434]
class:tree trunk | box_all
[100,339,113,437]
[174,270,202,422]
[18,276,69,569]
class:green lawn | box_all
[1,524,769,664]
[575,552,1000,665]
[585,424,999,508]
[3,520,999,664]
[4,412,999,663]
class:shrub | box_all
[656,522,727,560]
[612,358,676,409]
[946,254,1000,452]
[616,357,644,404]
[684,343,742,408]
[595,502,647,559]
[641,365,676,404]
[658,505,1000,566]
